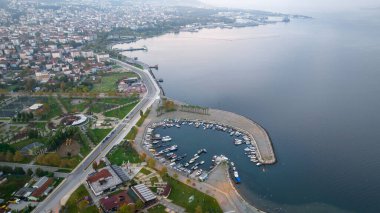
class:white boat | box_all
[196,169,203,176]
[200,161,205,165]
[162,136,172,142]
[256,163,262,166]
[234,171,239,178]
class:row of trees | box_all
[35,153,77,168]
[180,105,209,115]
[12,111,34,123]
[46,126,80,151]
[0,150,24,162]
[0,166,51,177]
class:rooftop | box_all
[131,184,156,203]
[99,191,134,212]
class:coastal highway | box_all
[33,59,160,213]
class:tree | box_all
[14,167,25,175]
[135,199,144,210]
[186,179,191,184]
[60,82,66,91]
[5,151,13,162]
[13,151,24,162]
[36,168,47,177]
[173,173,179,180]
[118,204,135,213]
[159,166,167,176]
[78,200,89,210]
[27,168,33,176]
[195,205,203,213]
[139,153,146,161]
[147,158,156,168]
[0,166,13,174]
[92,161,98,170]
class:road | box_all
[33,58,160,213]
[0,162,61,172]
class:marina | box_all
[142,118,266,183]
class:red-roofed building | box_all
[99,191,135,213]
[86,167,123,196]
[87,169,112,184]
[29,178,53,200]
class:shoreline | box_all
[134,97,276,212]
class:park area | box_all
[164,176,223,213]
[92,72,138,93]
[107,141,141,165]
[64,184,97,213]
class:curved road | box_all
[33,59,160,213]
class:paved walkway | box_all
[160,198,186,213]
[55,96,68,114]
[0,162,70,178]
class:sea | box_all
[115,10,380,213]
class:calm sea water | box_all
[117,10,380,213]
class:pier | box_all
[113,46,148,52]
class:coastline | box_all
[133,96,276,212]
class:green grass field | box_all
[92,72,138,93]
[64,185,98,213]
[0,175,30,201]
[60,98,90,113]
[148,204,167,213]
[87,128,112,144]
[33,122,47,129]
[11,138,47,150]
[107,143,141,165]
[41,97,62,120]
[103,101,138,119]
[140,167,152,175]
[165,176,222,213]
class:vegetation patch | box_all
[148,204,167,213]
[60,98,91,113]
[136,109,151,127]
[164,176,222,213]
[0,175,30,201]
[87,128,112,144]
[140,167,152,175]
[107,142,141,165]
[64,184,97,213]
[103,101,139,119]
[92,72,138,93]
[126,126,138,141]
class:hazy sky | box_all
[200,0,380,13]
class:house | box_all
[14,187,35,200]
[99,191,135,213]
[96,53,109,63]
[35,72,50,83]
[20,142,45,156]
[29,177,53,201]
[86,167,122,196]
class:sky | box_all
[200,0,380,13]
